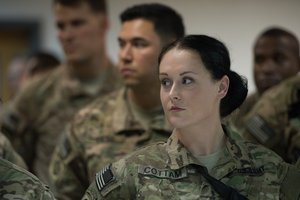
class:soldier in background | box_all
[21,51,61,86]
[0,132,27,169]
[242,75,300,163]
[5,51,60,101]
[49,3,185,199]
[0,98,27,169]
[0,158,56,200]
[7,53,28,98]
[1,97,54,199]
[230,27,300,129]
[82,34,300,200]
[1,0,120,185]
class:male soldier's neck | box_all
[128,85,161,110]
[69,54,109,80]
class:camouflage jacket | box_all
[49,88,172,200]
[82,126,300,200]
[0,62,120,184]
[0,158,56,200]
[241,75,300,163]
[226,92,260,129]
[0,131,27,169]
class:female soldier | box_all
[82,35,300,200]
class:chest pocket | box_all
[136,166,220,200]
[225,172,281,200]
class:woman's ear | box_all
[218,75,229,99]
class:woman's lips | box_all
[170,106,184,111]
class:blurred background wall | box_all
[0,0,299,101]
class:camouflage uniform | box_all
[241,75,300,163]
[82,126,300,200]
[226,92,260,129]
[0,158,56,200]
[1,63,120,184]
[49,88,172,200]
[0,131,27,169]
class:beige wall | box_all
[1,0,300,93]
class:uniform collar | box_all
[166,126,254,179]
[58,61,120,99]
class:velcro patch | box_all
[96,164,116,191]
[138,165,187,179]
[245,115,275,144]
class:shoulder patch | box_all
[96,164,116,192]
[245,115,275,144]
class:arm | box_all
[0,132,27,169]
[280,163,300,199]
[82,162,134,200]
[1,93,37,170]
[49,123,88,200]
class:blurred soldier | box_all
[1,0,120,185]
[242,75,300,163]
[0,132,27,169]
[0,158,55,200]
[230,27,300,129]
[21,51,61,86]
[49,3,185,199]
[0,98,27,169]
[7,53,28,98]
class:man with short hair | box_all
[230,27,300,129]
[1,0,120,185]
[49,3,185,199]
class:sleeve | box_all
[242,79,300,163]
[242,91,283,146]
[280,163,300,200]
[49,123,88,200]
[81,162,134,200]
[1,92,37,170]
[285,119,300,163]
[39,186,57,200]
[0,132,28,169]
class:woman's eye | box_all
[161,79,171,86]
[182,78,193,85]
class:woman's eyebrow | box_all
[159,72,168,76]
[180,71,198,76]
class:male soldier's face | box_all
[254,35,300,94]
[117,19,162,88]
[54,2,107,64]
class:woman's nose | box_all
[169,84,181,101]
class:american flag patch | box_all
[96,164,115,191]
[245,115,275,143]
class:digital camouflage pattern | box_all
[0,131,27,169]
[49,88,172,200]
[0,158,55,200]
[82,126,300,200]
[0,63,120,184]
[241,75,300,163]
